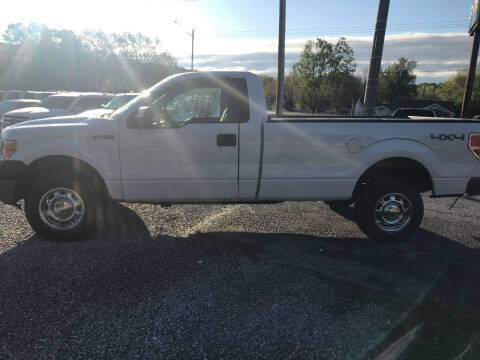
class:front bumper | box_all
[0,160,26,204]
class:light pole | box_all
[174,20,194,71]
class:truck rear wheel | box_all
[25,172,96,241]
[355,180,424,242]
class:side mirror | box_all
[127,106,153,129]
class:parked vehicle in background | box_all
[2,90,26,101]
[2,90,58,101]
[24,91,58,101]
[0,71,479,243]
[80,93,140,117]
[1,92,113,128]
[392,108,436,118]
[0,99,42,122]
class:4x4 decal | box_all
[431,134,465,141]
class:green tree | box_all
[436,71,480,116]
[416,83,440,101]
[2,23,27,45]
[283,73,299,111]
[292,37,362,113]
[0,23,183,92]
[377,57,417,104]
[259,75,277,110]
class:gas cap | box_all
[347,138,364,153]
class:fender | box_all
[359,138,439,179]
[348,138,440,197]
[11,136,123,200]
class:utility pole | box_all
[276,0,286,116]
[462,29,480,117]
[462,0,480,118]
[191,29,195,71]
[174,21,195,71]
[363,0,390,117]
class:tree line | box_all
[263,37,479,116]
[0,23,478,116]
[0,23,184,92]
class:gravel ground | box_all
[0,196,479,359]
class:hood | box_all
[9,116,89,128]
[2,115,116,141]
[3,107,69,120]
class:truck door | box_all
[118,77,243,202]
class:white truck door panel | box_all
[119,124,238,201]
[117,76,247,202]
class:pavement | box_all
[0,196,479,359]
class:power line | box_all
[214,19,467,34]
[202,19,469,37]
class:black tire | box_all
[355,179,424,242]
[24,171,97,241]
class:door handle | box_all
[217,134,237,147]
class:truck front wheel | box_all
[25,172,96,241]
[355,180,424,242]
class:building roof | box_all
[390,99,456,114]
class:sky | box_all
[0,0,476,83]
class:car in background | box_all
[2,90,27,101]
[1,92,113,128]
[0,99,42,120]
[2,90,58,101]
[24,91,58,101]
[392,108,436,118]
[80,93,140,117]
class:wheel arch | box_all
[352,157,433,201]
[16,155,110,202]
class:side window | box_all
[127,77,250,129]
[165,88,221,124]
[224,78,250,124]
[150,87,225,128]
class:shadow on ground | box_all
[0,203,479,359]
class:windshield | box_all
[104,95,137,110]
[110,92,152,118]
[0,102,18,113]
[41,96,76,109]
[111,76,175,118]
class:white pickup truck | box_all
[1,71,479,242]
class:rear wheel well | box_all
[352,157,433,200]
[17,156,109,202]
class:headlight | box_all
[0,140,17,160]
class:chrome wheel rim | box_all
[39,188,85,231]
[374,193,412,233]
